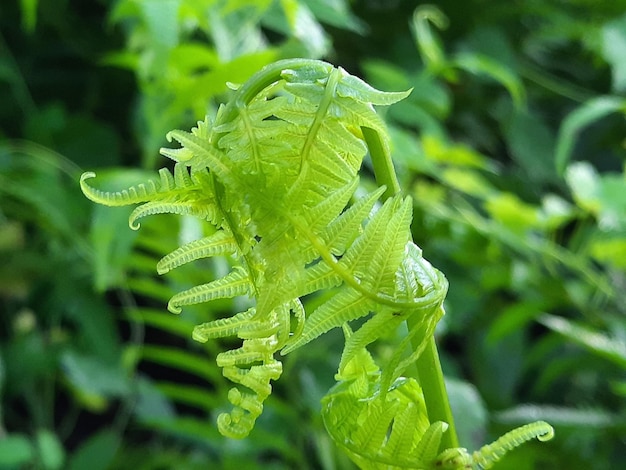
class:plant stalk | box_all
[362,125,459,451]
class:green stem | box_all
[362,127,401,199]
[414,330,459,450]
[362,125,459,451]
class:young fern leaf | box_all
[80,59,429,439]
[167,266,251,314]
[81,58,553,466]
[156,230,237,275]
[470,421,555,469]
[323,339,555,470]
[322,345,434,470]
[426,419,555,469]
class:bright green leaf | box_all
[540,194,575,230]
[595,174,626,231]
[487,301,546,344]
[210,2,267,61]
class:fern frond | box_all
[302,177,360,234]
[218,357,282,439]
[81,59,445,442]
[338,196,399,281]
[338,310,402,373]
[168,266,252,314]
[471,421,555,469]
[158,117,217,165]
[80,165,218,218]
[282,289,375,354]
[322,370,432,470]
[193,302,290,439]
[283,194,445,358]
[352,399,400,451]
[384,404,420,460]
[363,197,413,294]
[399,244,445,299]
[296,261,344,297]
[216,338,277,367]
[164,129,235,186]
[320,185,386,257]
[129,200,219,229]
[157,231,237,274]
[413,421,447,465]
[216,97,300,178]
[192,308,256,342]
[80,167,172,206]
[222,361,281,402]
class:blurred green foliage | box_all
[1,0,625,469]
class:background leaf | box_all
[601,12,626,93]
[2,0,626,468]
[555,96,626,175]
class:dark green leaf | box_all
[555,96,626,175]
[67,430,121,470]
[0,434,34,467]
[539,314,626,369]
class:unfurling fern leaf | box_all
[81,59,446,438]
[80,58,553,466]
[322,330,554,469]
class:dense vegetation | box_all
[1,1,625,469]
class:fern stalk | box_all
[363,123,459,451]
[415,334,459,449]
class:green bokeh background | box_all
[1,1,625,468]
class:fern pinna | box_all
[81,58,553,466]
[324,331,554,469]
